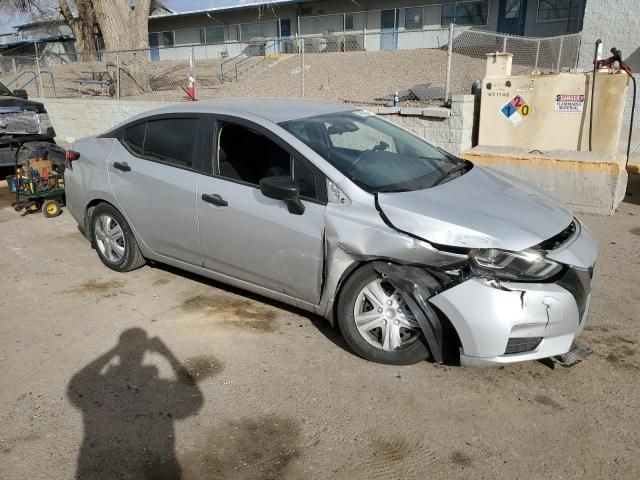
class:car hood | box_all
[376,165,573,251]
[0,96,46,113]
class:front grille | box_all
[558,267,592,323]
[505,337,543,354]
[535,220,577,251]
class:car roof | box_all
[134,98,357,123]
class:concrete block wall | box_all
[36,96,478,155]
[37,98,177,144]
[370,95,478,155]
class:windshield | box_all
[0,81,12,96]
[280,111,468,193]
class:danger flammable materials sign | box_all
[555,94,585,113]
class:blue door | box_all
[149,33,160,61]
[497,0,527,35]
[380,9,398,51]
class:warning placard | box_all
[555,94,584,113]
[500,95,533,127]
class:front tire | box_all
[91,203,146,272]
[337,265,429,365]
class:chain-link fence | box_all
[0,26,581,106]
[449,28,582,97]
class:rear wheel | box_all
[337,265,429,365]
[91,203,145,272]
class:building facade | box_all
[147,0,587,57]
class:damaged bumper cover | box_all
[369,221,596,367]
[429,274,591,367]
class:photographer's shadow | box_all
[67,328,203,480]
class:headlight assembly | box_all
[36,113,52,134]
[469,248,562,282]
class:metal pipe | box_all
[444,23,454,102]
[589,39,602,152]
[626,75,637,167]
[34,42,43,98]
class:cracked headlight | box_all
[469,248,562,281]
[36,113,52,134]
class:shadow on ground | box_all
[624,173,640,207]
[67,328,204,479]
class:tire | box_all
[42,199,61,218]
[90,203,146,272]
[336,265,430,365]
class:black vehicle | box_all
[0,80,57,167]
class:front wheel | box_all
[337,265,429,365]
[91,203,146,272]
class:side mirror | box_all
[13,89,28,99]
[259,175,305,215]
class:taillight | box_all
[65,150,80,169]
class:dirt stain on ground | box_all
[180,295,278,332]
[180,415,300,480]
[181,355,224,384]
[451,451,473,468]
[533,395,563,409]
[371,436,412,463]
[630,227,640,236]
[67,279,126,296]
[594,335,636,348]
[153,277,171,286]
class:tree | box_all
[4,0,156,94]
[58,0,97,57]
[92,0,153,94]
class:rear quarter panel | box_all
[64,138,116,226]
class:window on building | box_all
[205,26,225,44]
[537,0,579,21]
[345,13,354,30]
[504,0,522,18]
[240,22,265,40]
[405,7,424,30]
[441,0,489,26]
[162,31,174,47]
[173,28,204,46]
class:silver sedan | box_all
[65,98,597,367]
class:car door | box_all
[196,116,327,305]
[108,114,203,266]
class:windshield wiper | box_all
[431,162,469,187]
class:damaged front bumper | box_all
[429,268,592,367]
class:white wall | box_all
[34,96,478,155]
[578,0,640,128]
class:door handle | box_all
[202,193,228,207]
[113,162,131,172]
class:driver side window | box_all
[215,121,321,201]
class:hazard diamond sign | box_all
[500,95,533,126]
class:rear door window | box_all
[121,117,199,169]
[144,118,198,168]
[123,123,146,156]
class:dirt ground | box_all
[1,176,639,480]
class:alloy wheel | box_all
[353,278,421,351]
[94,214,126,263]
